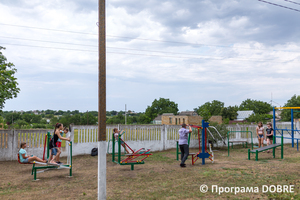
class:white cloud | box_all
[1,0,300,112]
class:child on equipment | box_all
[55,127,69,164]
[178,123,192,167]
[113,128,130,154]
[256,122,265,149]
[265,122,274,153]
[49,123,71,164]
[19,142,47,163]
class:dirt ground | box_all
[1,144,300,200]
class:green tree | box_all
[194,100,224,121]
[71,114,82,125]
[59,114,72,127]
[0,47,20,110]
[239,99,272,114]
[221,105,238,122]
[110,110,117,116]
[81,113,97,125]
[14,119,28,129]
[55,110,64,115]
[50,116,59,126]
[281,95,300,121]
[22,113,42,124]
[45,109,55,115]
[0,116,8,129]
[4,112,21,124]
[246,114,273,123]
[144,98,179,123]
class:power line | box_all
[0,36,97,48]
[258,0,300,12]
[1,34,300,55]
[1,22,298,53]
[283,0,300,6]
[1,42,299,63]
[0,23,97,36]
[2,35,300,59]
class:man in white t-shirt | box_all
[179,124,192,167]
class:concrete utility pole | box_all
[87,110,89,125]
[98,0,106,199]
[125,104,127,125]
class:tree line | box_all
[1,95,300,129]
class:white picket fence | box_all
[1,122,299,161]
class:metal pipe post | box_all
[201,120,205,165]
[112,133,115,162]
[70,141,72,176]
[118,136,121,164]
[47,132,50,159]
[292,109,294,148]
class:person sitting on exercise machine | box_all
[19,142,47,163]
[113,128,131,154]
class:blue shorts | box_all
[51,148,58,156]
[257,134,264,139]
[22,158,29,163]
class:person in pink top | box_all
[256,122,265,149]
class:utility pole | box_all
[98,0,106,199]
[87,110,89,125]
[125,104,127,125]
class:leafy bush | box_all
[246,114,273,123]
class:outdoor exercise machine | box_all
[207,126,227,145]
[176,121,222,162]
[248,134,284,161]
[273,107,300,151]
[227,131,253,156]
[176,120,214,165]
[107,131,126,154]
[191,120,214,165]
[18,132,72,181]
[111,132,152,170]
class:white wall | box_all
[1,122,299,161]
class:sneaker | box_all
[180,164,186,168]
[57,162,63,165]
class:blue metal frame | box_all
[197,120,210,165]
[273,107,299,150]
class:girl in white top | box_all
[256,122,265,149]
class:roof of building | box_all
[162,113,174,116]
[178,111,198,116]
[153,115,162,121]
[236,110,254,120]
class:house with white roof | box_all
[236,110,254,121]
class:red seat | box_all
[17,154,33,164]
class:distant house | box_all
[236,110,254,121]
[229,110,254,124]
[153,115,162,124]
[161,111,222,125]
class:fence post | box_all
[10,129,16,161]
[161,125,166,151]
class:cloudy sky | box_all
[1,0,300,112]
